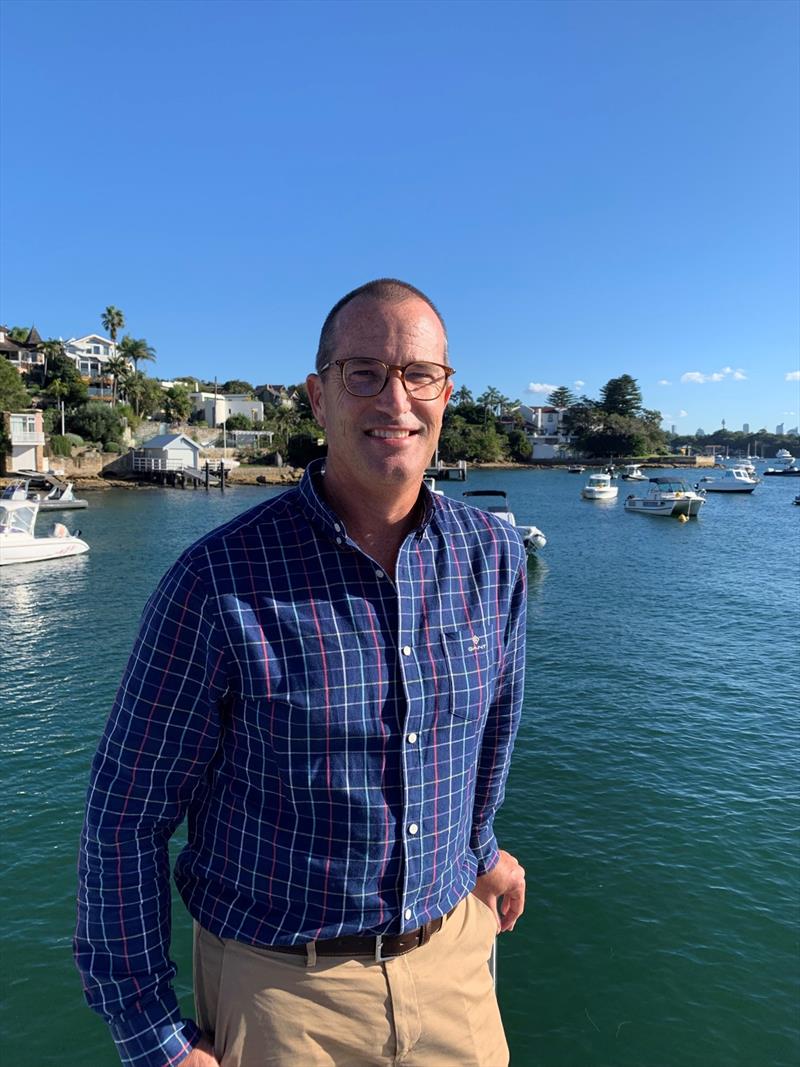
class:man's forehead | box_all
[332,295,445,349]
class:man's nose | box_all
[375,367,411,411]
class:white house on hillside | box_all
[64,334,116,377]
[189,392,265,427]
[518,404,571,459]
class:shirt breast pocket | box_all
[439,628,493,720]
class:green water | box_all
[1,470,798,1066]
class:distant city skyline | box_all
[1,0,797,432]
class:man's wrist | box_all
[109,990,202,1067]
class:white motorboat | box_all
[1,471,88,510]
[0,499,90,565]
[775,448,794,464]
[463,490,547,553]
[624,478,705,518]
[581,472,619,500]
[620,464,648,481]
[567,465,585,474]
[696,467,759,493]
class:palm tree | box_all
[117,335,156,373]
[101,306,125,347]
[105,355,129,406]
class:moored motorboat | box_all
[463,489,547,552]
[1,471,88,510]
[567,465,585,474]
[624,478,705,518]
[581,472,619,500]
[696,467,759,493]
[0,499,90,565]
[620,464,648,481]
[763,464,800,477]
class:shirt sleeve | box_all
[74,552,229,1067]
[470,554,527,874]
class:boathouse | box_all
[129,433,203,474]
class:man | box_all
[75,279,527,1067]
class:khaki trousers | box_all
[193,893,509,1067]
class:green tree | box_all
[476,387,509,417]
[504,428,533,462]
[118,335,156,374]
[547,386,576,409]
[123,371,161,418]
[221,379,254,394]
[221,413,252,431]
[451,385,474,407]
[101,306,125,346]
[599,374,642,417]
[42,349,88,408]
[0,357,31,410]
[163,384,192,424]
[105,355,129,406]
[7,326,29,343]
[66,402,125,450]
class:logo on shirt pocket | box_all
[439,629,492,719]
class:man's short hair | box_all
[315,278,449,371]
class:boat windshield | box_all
[0,504,37,534]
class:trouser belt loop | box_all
[305,940,317,967]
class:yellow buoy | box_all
[678,513,689,523]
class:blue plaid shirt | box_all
[75,459,527,1067]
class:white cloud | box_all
[574,379,585,388]
[526,382,558,394]
[786,370,800,382]
[681,367,746,384]
[658,379,671,386]
[678,410,688,417]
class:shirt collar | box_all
[298,457,438,543]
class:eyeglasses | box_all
[318,357,455,400]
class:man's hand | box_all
[471,849,526,933]
[180,1036,220,1067]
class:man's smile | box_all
[364,428,421,439]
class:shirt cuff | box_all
[471,823,499,875]
[109,989,202,1067]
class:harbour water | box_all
[1,468,798,1066]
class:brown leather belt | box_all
[267,912,450,962]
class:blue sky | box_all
[1,0,798,433]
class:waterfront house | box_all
[518,404,572,459]
[1,410,46,473]
[0,326,46,377]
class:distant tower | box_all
[776,422,784,435]
[743,423,749,433]
[671,424,676,435]
[721,418,726,431]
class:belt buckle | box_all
[374,934,386,963]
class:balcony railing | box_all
[10,431,45,445]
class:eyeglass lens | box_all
[342,358,448,399]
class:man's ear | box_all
[306,373,326,428]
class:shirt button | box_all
[408,823,419,836]
[375,569,384,579]
[404,908,413,921]
[336,537,342,545]
[402,645,412,656]
[334,523,341,532]
[407,732,417,744]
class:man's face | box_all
[307,296,452,496]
